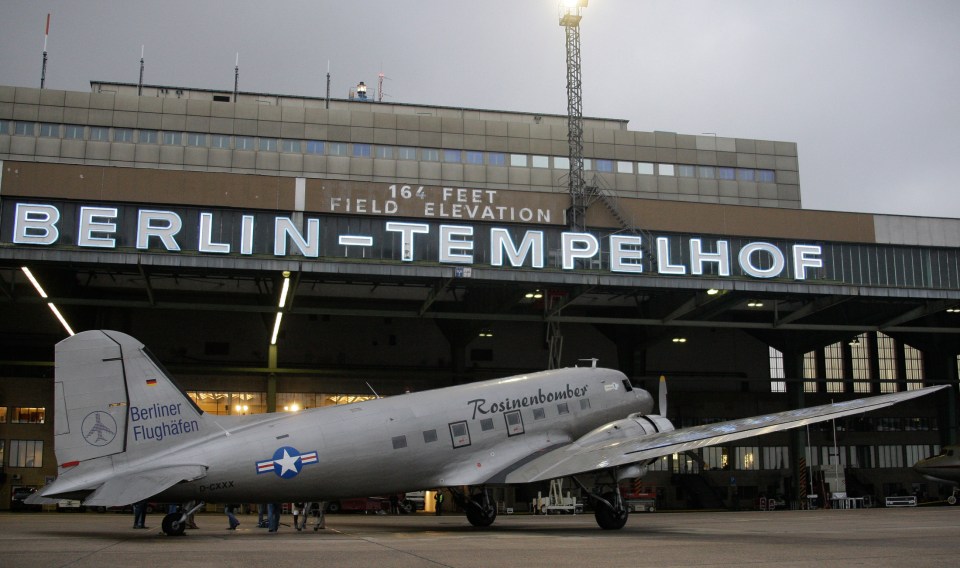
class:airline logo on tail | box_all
[81,411,117,446]
[256,446,319,479]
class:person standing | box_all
[292,502,304,531]
[224,503,240,530]
[434,491,444,516]
[267,502,281,532]
[132,500,148,529]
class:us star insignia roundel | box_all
[255,446,319,479]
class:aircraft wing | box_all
[503,385,948,484]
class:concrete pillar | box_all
[267,343,277,412]
[922,348,958,446]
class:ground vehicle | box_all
[325,497,388,514]
[11,487,42,512]
[401,491,426,513]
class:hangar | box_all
[1,80,958,511]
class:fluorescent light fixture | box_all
[278,276,291,308]
[48,304,75,336]
[22,266,75,336]
[22,266,48,298]
[747,300,764,308]
[706,288,719,295]
[672,337,687,343]
[270,312,283,345]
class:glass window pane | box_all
[187,132,207,147]
[398,146,416,160]
[63,124,85,143]
[422,148,439,161]
[554,156,569,170]
[617,161,633,174]
[236,136,255,150]
[306,140,324,154]
[698,165,715,179]
[488,152,505,166]
[531,155,549,168]
[375,145,394,159]
[678,164,696,177]
[596,159,614,172]
[718,167,736,180]
[353,143,371,157]
[658,163,675,176]
[466,151,483,164]
[737,168,755,181]
[138,129,157,143]
[281,139,301,153]
[509,154,527,167]
[758,169,776,183]
[90,127,110,141]
[211,134,231,149]
[162,131,182,145]
[259,138,277,151]
[637,162,654,175]
[443,149,461,162]
[14,121,34,136]
[328,142,348,156]
[39,122,60,137]
[114,128,134,143]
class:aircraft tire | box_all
[326,501,341,514]
[594,492,628,530]
[161,512,187,536]
[948,495,957,505]
[465,502,497,527]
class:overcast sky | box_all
[2,0,958,219]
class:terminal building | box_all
[1,80,958,511]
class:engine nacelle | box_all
[574,414,676,447]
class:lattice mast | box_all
[559,1,588,232]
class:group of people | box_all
[132,501,326,532]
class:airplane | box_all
[28,329,948,534]
[913,446,960,504]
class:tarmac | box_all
[1,507,957,568]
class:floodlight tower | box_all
[559,0,588,232]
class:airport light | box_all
[22,266,75,336]
[672,337,687,343]
[706,288,720,295]
[947,307,960,313]
[747,300,764,308]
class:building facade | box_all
[1,82,957,510]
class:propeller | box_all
[658,375,667,417]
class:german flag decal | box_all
[145,378,157,386]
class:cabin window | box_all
[557,402,569,415]
[505,410,524,436]
[480,418,494,431]
[449,421,471,448]
[423,429,438,443]
[392,435,407,450]
[533,408,546,420]
[580,398,591,411]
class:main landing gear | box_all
[161,501,205,536]
[571,474,629,530]
[450,486,497,528]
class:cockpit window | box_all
[622,379,633,392]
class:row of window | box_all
[2,439,44,468]
[768,332,926,394]
[0,407,45,424]
[0,120,777,182]
[646,444,940,472]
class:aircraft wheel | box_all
[465,495,497,527]
[326,501,341,514]
[161,512,186,536]
[594,492,628,530]
[947,495,957,505]
[400,500,415,514]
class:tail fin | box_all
[54,330,209,468]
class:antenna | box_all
[137,45,145,96]
[365,381,381,399]
[40,13,50,89]
[325,60,330,109]
[377,70,384,102]
[233,52,239,102]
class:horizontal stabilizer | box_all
[505,385,948,483]
[82,464,207,507]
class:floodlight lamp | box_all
[706,288,719,295]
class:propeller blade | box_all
[658,375,667,416]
